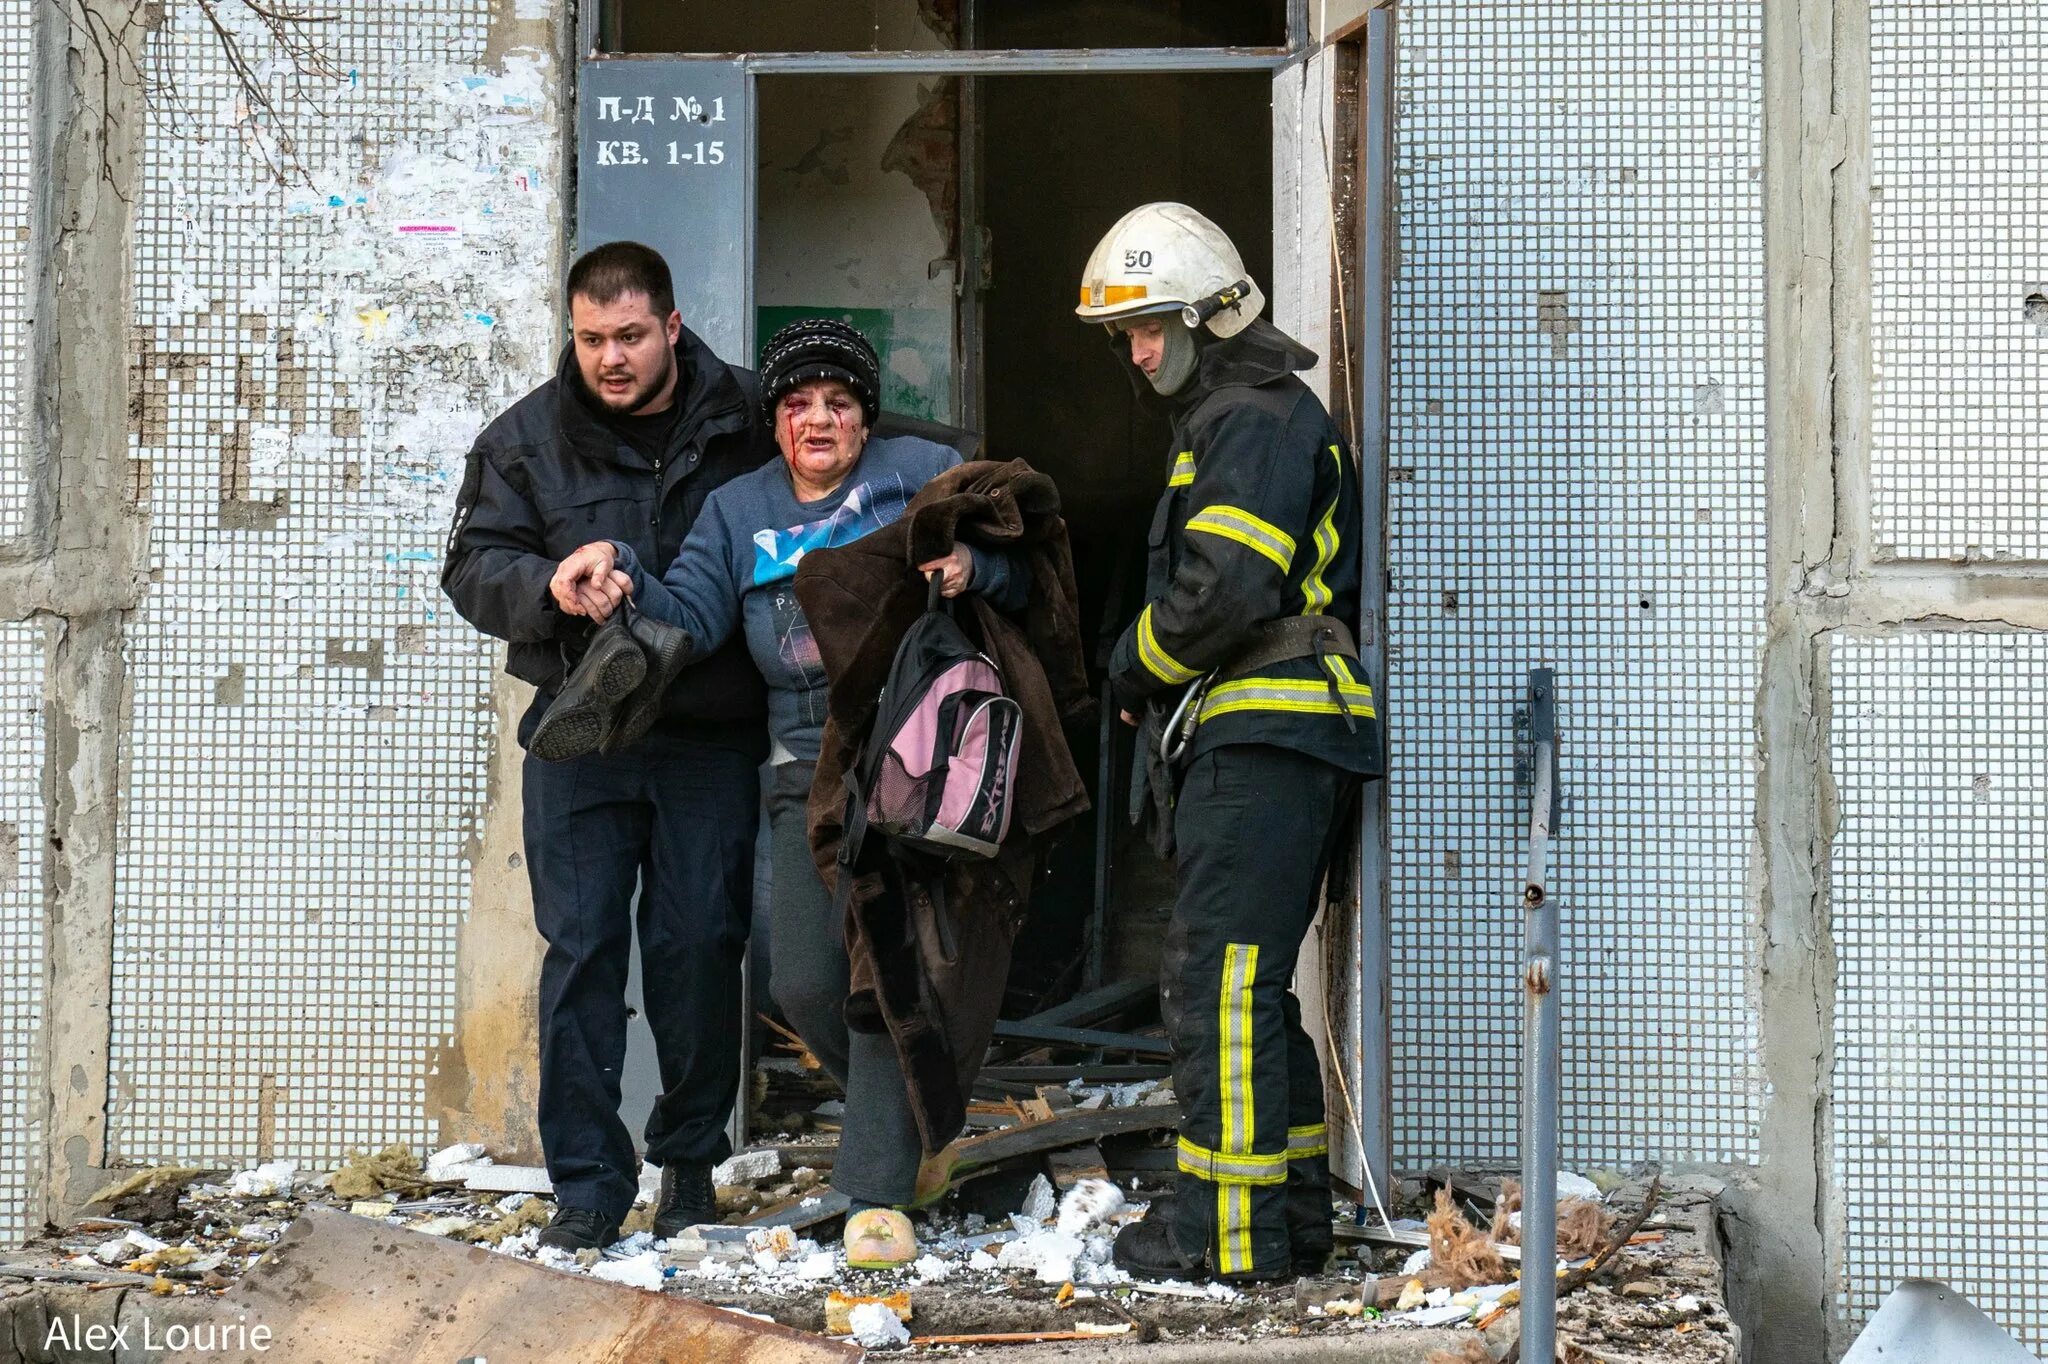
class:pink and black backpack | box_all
[840,573,1022,863]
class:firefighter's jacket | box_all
[1108,318,1386,777]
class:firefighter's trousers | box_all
[1164,743,1360,1279]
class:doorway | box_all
[584,1,1296,1148]
[976,72,1272,1001]
[749,66,1271,1007]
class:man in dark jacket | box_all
[1075,204,1387,1283]
[442,241,773,1250]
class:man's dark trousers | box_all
[1164,743,1359,1280]
[521,723,757,1225]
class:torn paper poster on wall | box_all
[111,0,563,1174]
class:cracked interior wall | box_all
[756,71,957,422]
[105,0,562,1170]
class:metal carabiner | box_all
[1159,671,1215,765]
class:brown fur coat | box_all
[793,459,1091,1152]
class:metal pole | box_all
[1520,667,1559,1360]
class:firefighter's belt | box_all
[1216,615,1360,681]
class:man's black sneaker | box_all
[537,1205,621,1252]
[528,613,647,762]
[652,1163,717,1240]
[599,603,694,756]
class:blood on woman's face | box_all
[775,380,868,497]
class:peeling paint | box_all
[103,0,565,1174]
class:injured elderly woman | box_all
[546,317,1025,1267]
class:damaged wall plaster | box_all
[426,674,543,1162]
[104,0,562,1174]
[756,73,956,422]
[1272,46,1369,1195]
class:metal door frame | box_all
[586,0,1310,64]
[1351,0,1397,1224]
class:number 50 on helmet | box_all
[1075,202,1266,340]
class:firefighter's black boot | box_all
[1112,1211,1210,1283]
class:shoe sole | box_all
[529,635,648,762]
[599,627,693,756]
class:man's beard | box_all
[592,353,674,414]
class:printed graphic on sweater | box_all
[770,586,830,725]
[751,473,914,587]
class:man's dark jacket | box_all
[793,460,1092,1153]
[442,327,774,751]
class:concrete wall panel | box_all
[108,1,560,1167]
[1868,5,2048,562]
[1387,0,1767,1166]
[1828,630,2048,1347]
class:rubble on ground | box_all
[0,1076,1736,1359]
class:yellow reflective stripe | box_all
[1135,605,1198,685]
[1199,676,1377,723]
[1301,445,1343,613]
[1176,1135,1288,1183]
[1214,1183,1254,1275]
[1168,451,1196,487]
[1211,945,1264,1277]
[1186,505,1296,572]
[1287,1123,1329,1160]
[1220,942,1258,1157]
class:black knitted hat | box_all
[758,317,882,426]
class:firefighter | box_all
[1077,202,1386,1283]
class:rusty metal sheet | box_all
[166,1206,862,1364]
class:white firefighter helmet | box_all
[1075,202,1265,339]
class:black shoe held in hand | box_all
[527,612,647,762]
